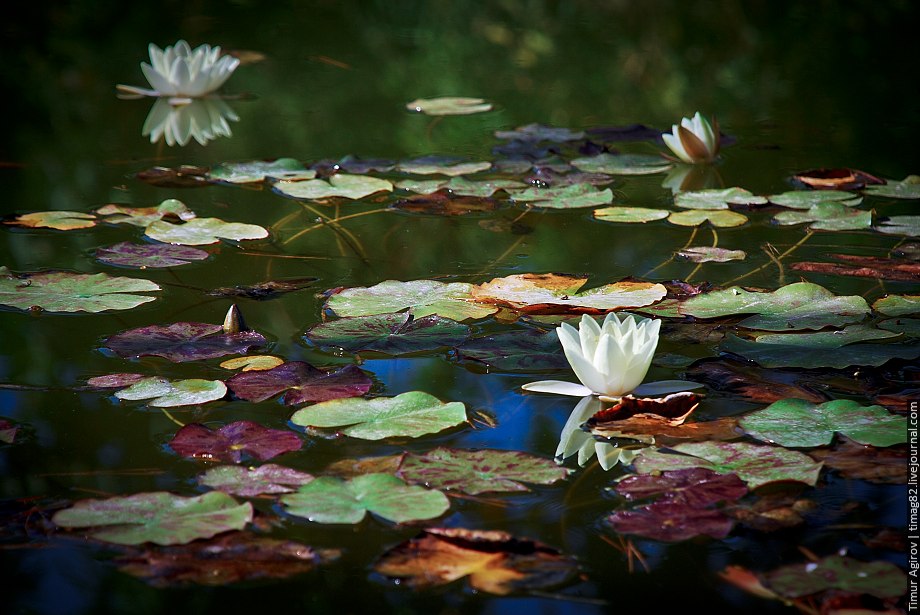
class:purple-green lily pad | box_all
[290,391,467,440]
[397,447,571,495]
[198,464,315,497]
[304,312,470,354]
[95,242,210,269]
[454,329,567,372]
[169,420,303,463]
[633,441,823,489]
[0,267,161,313]
[608,501,735,542]
[103,322,266,362]
[613,468,748,507]
[739,398,907,447]
[51,491,252,546]
[325,279,498,321]
[145,217,269,246]
[762,554,908,599]
[280,473,449,524]
[226,362,372,405]
[114,377,227,408]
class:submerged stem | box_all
[644,226,698,278]
[721,230,813,286]
[160,408,185,427]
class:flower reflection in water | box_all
[556,396,645,471]
[142,97,239,147]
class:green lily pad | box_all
[633,441,823,489]
[0,267,160,313]
[772,202,872,230]
[674,188,767,210]
[281,473,449,524]
[873,294,920,316]
[593,206,670,223]
[96,199,197,227]
[864,175,920,199]
[273,174,393,200]
[396,158,491,176]
[767,190,862,209]
[753,324,899,347]
[739,399,907,447]
[304,312,470,354]
[454,329,567,372]
[397,448,571,494]
[395,177,526,197]
[290,391,467,440]
[208,158,315,184]
[721,334,920,368]
[471,273,667,313]
[667,209,748,228]
[878,317,920,337]
[571,153,673,175]
[676,247,747,263]
[325,279,497,321]
[875,215,920,236]
[114,377,227,408]
[509,184,614,209]
[494,123,585,142]
[198,464,315,497]
[680,282,870,330]
[145,217,269,246]
[405,96,492,116]
[4,210,97,230]
[763,554,908,599]
[51,491,252,546]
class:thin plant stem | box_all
[721,230,813,286]
[644,226,698,278]
[476,207,532,276]
[282,207,389,246]
[160,408,185,427]
[761,244,784,285]
[685,227,719,282]
[295,202,368,262]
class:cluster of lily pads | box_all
[2,50,918,605]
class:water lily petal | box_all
[522,380,593,397]
[663,130,693,163]
[555,396,601,461]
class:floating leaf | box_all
[103,322,266,362]
[226,362,372,405]
[875,215,920,236]
[677,247,746,263]
[674,188,767,210]
[145,217,268,246]
[864,175,920,199]
[324,454,404,478]
[86,373,147,389]
[633,441,823,489]
[0,267,160,313]
[667,209,748,228]
[721,334,920,368]
[95,199,196,227]
[762,554,908,599]
[95,242,209,268]
[767,190,861,209]
[4,210,96,230]
[680,282,870,330]
[873,294,920,317]
[397,448,570,495]
[879,317,920,336]
[274,174,393,200]
[494,123,584,142]
[753,324,899,348]
[791,167,883,191]
[115,377,227,408]
[290,391,466,440]
[739,398,906,447]
[607,501,735,542]
[614,468,747,507]
[325,279,497,321]
[454,330,567,372]
[198,464,314,497]
[373,527,578,595]
[169,421,302,463]
[208,158,315,184]
[115,533,337,587]
[304,313,470,354]
[792,253,920,281]
[471,273,667,314]
[773,202,872,231]
[593,206,670,223]
[219,355,284,371]
[51,491,252,546]
[571,153,673,175]
[207,278,317,300]
[508,184,614,209]
[395,177,525,197]
[405,96,492,116]
[808,436,906,484]
[396,158,491,176]
[281,473,449,524]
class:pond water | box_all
[2,2,918,614]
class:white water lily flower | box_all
[142,97,239,146]
[662,112,720,164]
[117,40,240,102]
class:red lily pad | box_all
[86,373,147,389]
[613,468,747,507]
[103,322,266,363]
[226,362,372,405]
[607,501,735,542]
[792,253,920,282]
[169,420,303,463]
[0,419,18,444]
[198,464,315,497]
[95,242,209,269]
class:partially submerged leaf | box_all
[494,123,584,142]
[391,191,498,216]
[290,391,466,440]
[325,279,497,321]
[395,176,525,197]
[762,554,908,599]
[396,158,491,176]
[807,436,906,484]
[676,247,746,263]
[51,491,252,546]
[508,184,614,209]
[873,294,920,317]
[405,96,492,116]
[4,210,96,230]
[169,420,303,463]
[226,362,372,405]
[145,217,269,246]
[684,359,828,404]
[304,312,470,354]
[207,278,317,300]
[767,190,862,209]
[864,174,920,199]
[607,500,735,542]
[103,322,266,362]
[571,153,673,175]
[95,242,209,268]
[281,473,449,524]
[614,468,747,507]
[95,199,196,227]
[875,215,920,236]
[454,329,567,372]
[0,267,160,313]
[721,334,920,368]
[198,464,314,497]
[753,324,899,348]
[208,158,315,184]
[115,377,227,408]
[373,527,578,595]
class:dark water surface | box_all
[1,2,918,614]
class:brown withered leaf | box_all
[791,168,884,190]
[590,416,740,445]
[586,392,701,427]
[725,492,817,531]
[792,254,920,282]
[391,191,498,216]
[807,437,907,484]
[323,454,404,479]
[115,532,340,587]
[685,359,828,403]
[373,527,578,595]
[135,165,211,188]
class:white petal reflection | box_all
[142,98,239,147]
[555,396,651,471]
